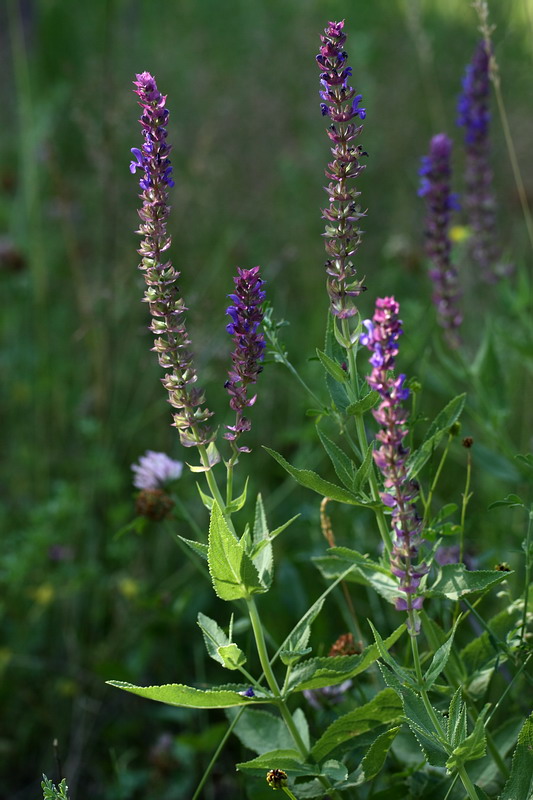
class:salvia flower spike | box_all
[224,266,266,454]
[130,72,213,447]
[457,41,508,282]
[361,297,428,633]
[317,20,367,320]
[418,133,462,348]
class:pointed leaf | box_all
[280,597,325,666]
[311,689,402,761]
[500,714,533,800]
[408,394,466,478]
[252,493,273,589]
[316,348,349,383]
[264,447,361,504]
[107,681,268,708]
[196,483,214,510]
[346,390,380,416]
[324,314,351,412]
[445,707,488,772]
[236,749,318,777]
[447,688,467,749]
[208,503,262,600]
[227,476,249,513]
[178,536,208,560]
[346,727,401,786]
[288,625,406,692]
[353,442,374,494]
[197,612,229,666]
[423,622,458,690]
[316,425,355,489]
[429,564,513,601]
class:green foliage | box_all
[106,680,271,708]
[407,394,466,479]
[41,776,69,800]
[346,727,401,787]
[207,502,263,600]
[428,564,512,601]
[499,714,533,800]
[279,597,325,666]
[311,689,402,760]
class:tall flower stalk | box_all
[317,20,367,321]
[224,266,266,458]
[130,72,213,447]
[361,297,427,633]
[418,133,462,348]
[457,41,507,282]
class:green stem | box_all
[191,707,246,800]
[226,461,234,507]
[522,509,532,643]
[282,786,300,800]
[246,597,343,800]
[460,448,472,563]
[458,766,480,800]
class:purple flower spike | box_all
[224,266,266,453]
[457,42,510,282]
[317,21,367,319]
[131,72,213,447]
[362,297,428,633]
[419,133,462,347]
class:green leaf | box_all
[264,447,361,505]
[196,482,214,510]
[207,503,263,600]
[353,442,375,494]
[217,643,247,670]
[293,708,310,752]
[321,759,348,783]
[324,314,351,412]
[346,390,380,416]
[446,689,467,750]
[316,425,355,489]
[288,625,405,692]
[226,476,249,513]
[311,689,402,761]
[316,348,349,383]
[408,394,466,478]
[379,665,449,767]
[445,707,488,772]
[177,536,208,560]
[280,597,325,666]
[251,493,273,589]
[321,547,400,605]
[429,564,512,601]
[423,621,458,690]
[500,714,533,800]
[460,601,523,673]
[488,493,525,510]
[236,749,318,777]
[197,612,230,666]
[228,708,293,755]
[346,727,401,787]
[368,621,417,687]
[106,681,268,708]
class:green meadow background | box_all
[1,0,532,797]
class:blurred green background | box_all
[1,0,532,797]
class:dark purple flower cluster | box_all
[361,297,427,630]
[317,20,367,319]
[224,266,266,452]
[457,42,507,282]
[130,72,212,447]
[418,133,462,347]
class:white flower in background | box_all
[131,450,183,490]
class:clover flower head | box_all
[131,450,183,490]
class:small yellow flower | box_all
[450,225,470,243]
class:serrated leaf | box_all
[446,688,467,749]
[423,621,458,690]
[379,665,449,767]
[346,390,380,416]
[353,442,374,494]
[445,707,488,772]
[368,621,417,687]
[236,749,317,777]
[288,625,405,692]
[408,394,466,478]
[500,714,533,800]
[177,536,208,560]
[264,447,362,505]
[316,425,355,489]
[208,503,263,600]
[107,681,267,708]
[429,564,512,601]
[316,348,349,383]
[197,612,230,666]
[280,597,325,667]
[346,726,401,786]
[324,314,351,412]
[321,759,348,782]
[311,689,402,761]
[217,643,247,670]
[460,602,522,673]
[252,493,273,589]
